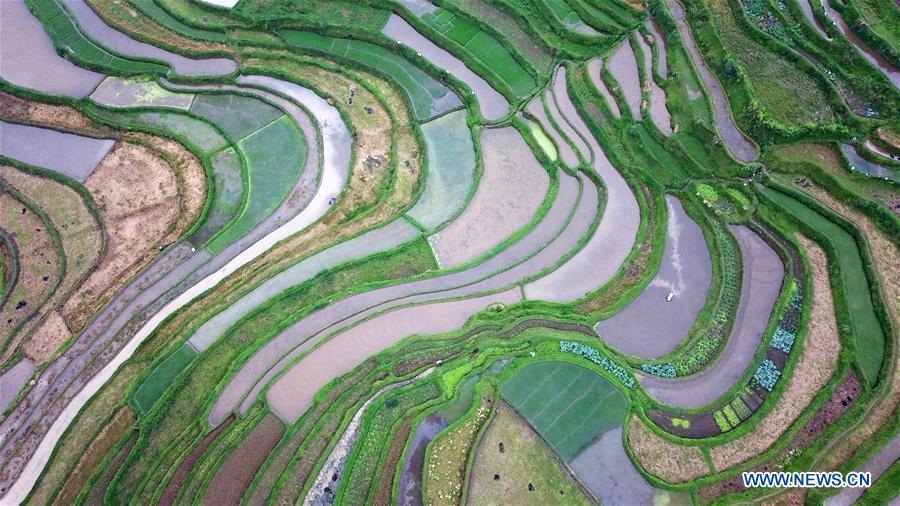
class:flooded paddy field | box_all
[596,196,712,358]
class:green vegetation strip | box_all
[278,30,460,121]
[758,185,885,386]
[502,361,628,460]
[27,0,168,75]
[206,115,306,253]
[133,343,197,415]
[419,7,538,97]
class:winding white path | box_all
[0,77,350,504]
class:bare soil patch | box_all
[710,236,841,470]
[626,414,710,483]
[62,142,181,331]
[159,416,234,506]
[55,407,136,505]
[0,92,116,138]
[0,193,60,357]
[23,311,71,365]
[698,373,862,502]
[203,415,284,505]
[0,167,103,363]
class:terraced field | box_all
[0,0,897,504]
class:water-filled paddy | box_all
[0,121,114,183]
[596,196,712,358]
[640,225,784,407]
[382,14,510,120]
[429,127,550,267]
[0,0,104,97]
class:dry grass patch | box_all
[54,407,136,505]
[626,414,710,483]
[123,132,207,239]
[424,389,495,506]
[85,0,228,54]
[0,92,116,138]
[61,142,178,330]
[0,193,61,358]
[710,235,840,470]
[0,167,104,363]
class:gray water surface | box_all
[0,121,114,182]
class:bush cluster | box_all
[560,341,635,388]
[640,363,677,378]
[753,359,781,391]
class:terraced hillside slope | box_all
[0,0,897,504]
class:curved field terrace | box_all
[0,0,897,504]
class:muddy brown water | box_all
[266,289,522,422]
[586,58,623,119]
[595,196,712,358]
[0,359,33,413]
[0,121,114,183]
[822,0,900,88]
[0,0,104,97]
[647,20,669,78]
[665,0,759,162]
[211,171,592,424]
[639,225,784,407]
[398,413,448,506]
[795,0,832,40]
[382,14,510,121]
[524,68,640,302]
[608,40,643,121]
[429,127,550,267]
[62,0,235,77]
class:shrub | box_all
[714,411,732,432]
[696,183,719,203]
[731,396,751,420]
[770,326,796,354]
[753,359,781,391]
[723,405,740,427]
[560,341,636,388]
[641,363,677,378]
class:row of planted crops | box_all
[0,0,898,504]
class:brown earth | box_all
[709,235,841,470]
[697,373,862,503]
[626,414,711,483]
[23,361,141,505]
[61,142,181,331]
[373,419,413,506]
[0,192,61,357]
[0,166,104,363]
[0,92,116,138]
[159,416,234,506]
[202,415,284,505]
[122,132,207,239]
[84,430,137,506]
[23,311,71,365]
[53,407,136,506]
